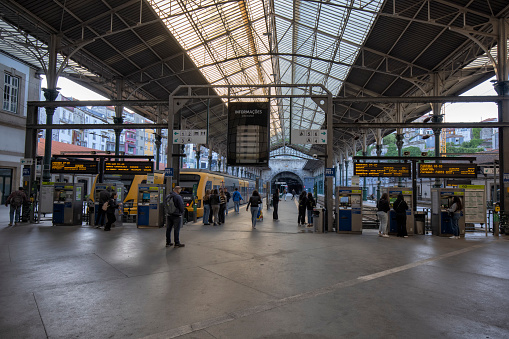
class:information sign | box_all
[291,129,327,144]
[50,160,99,174]
[325,168,336,177]
[164,168,174,177]
[354,163,411,177]
[104,161,153,174]
[172,130,207,144]
[21,158,33,165]
[23,168,30,176]
[418,163,477,178]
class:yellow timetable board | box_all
[418,163,477,178]
[104,161,154,174]
[50,160,99,174]
[354,163,411,177]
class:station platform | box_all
[1,201,508,338]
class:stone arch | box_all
[271,171,304,194]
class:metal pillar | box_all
[376,133,382,200]
[166,98,175,194]
[432,73,443,188]
[24,105,38,223]
[396,133,404,187]
[195,145,201,169]
[42,35,60,182]
[494,18,509,234]
[362,134,367,200]
[114,79,124,159]
[155,106,162,170]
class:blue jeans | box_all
[234,201,240,213]
[166,215,182,244]
[250,206,259,228]
[307,210,313,224]
[451,212,460,236]
[203,204,210,224]
[9,205,21,224]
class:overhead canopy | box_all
[1,0,507,158]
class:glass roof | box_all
[150,0,382,151]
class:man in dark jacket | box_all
[5,187,28,226]
[166,186,185,248]
[95,187,111,229]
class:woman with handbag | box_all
[393,193,409,238]
[246,190,262,229]
[448,196,463,239]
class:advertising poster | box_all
[227,102,269,166]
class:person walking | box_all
[232,187,243,213]
[306,192,316,227]
[283,188,287,201]
[393,193,409,238]
[448,196,463,239]
[377,193,390,238]
[202,189,211,225]
[95,187,111,229]
[165,186,185,247]
[209,189,220,226]
[104,192,120,231]
[218,189,226,224]
[246,190,262,229]
[224,188,231,215]
[297,191,307,226]
[5,187,28,226]
[291,189,296,200]
[272,189,280,220]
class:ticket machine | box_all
[335,187,362,234]
[137,184,164,228]
[431,188,465,237]
[383,187,414,235]
[53,183,84,226]
[93,183,124,227]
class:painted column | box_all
[114,78,124,160]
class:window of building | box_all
[3,73,19,114]
[93,134,96,140]
[92,143,96,149]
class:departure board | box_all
[104,161,154,174]
[354,163,411,177]
[50,160,99,174]
[418,163,477,178]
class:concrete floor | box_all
[1,201,508,339]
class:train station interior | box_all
[1,0,509,338]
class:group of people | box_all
[94,187,120,232]
[202,187,238,226]
[297,191,316,227]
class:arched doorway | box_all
[271,172,304,195]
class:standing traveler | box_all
[202,189,211,225]
[95,187,111,229]
[393,193,409,238]
[165,186,185,247]
[448,196,463,239]
[306,193,316,227]
[297,191,307,226]
[246,190,262,229]
[104,192,120,231]
[5,187,28,226]
[291,189,296,200]
[232,188,243,213]
[283,188,287,201]
[209,189,220,226]
[272,189,280,220]
[377,193,390,238]
[218,189,226,224]
[224,188,231,215]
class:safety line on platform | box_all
[140,243,485,339]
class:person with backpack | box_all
[5,187,28,226]
[272,189,280,220]
[209,189,220,226]
[246,190,262,229]
[232,187,243,213]
[224,188,231,215]
[104,192,120,232]
[165,186,185,247]
[377,193,390,238]
[306,192,316,227]
[393,194,409,238]
[448,196,463,239]
[291,189,296,200]
[297,191,307,226]
[95,187,111,229]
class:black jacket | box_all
[306,197,316,210]
[272,193,280,204]
[393,198,408,214]
[209,194,220,205]
[377,199,390,213]
[107,198,119,214]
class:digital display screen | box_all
[50,160,99,174]
[354,163,411,177]
[104,161,154,174]
[418,163,477,178]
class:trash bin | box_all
[414,212,426,235]
[313,208,324,233]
